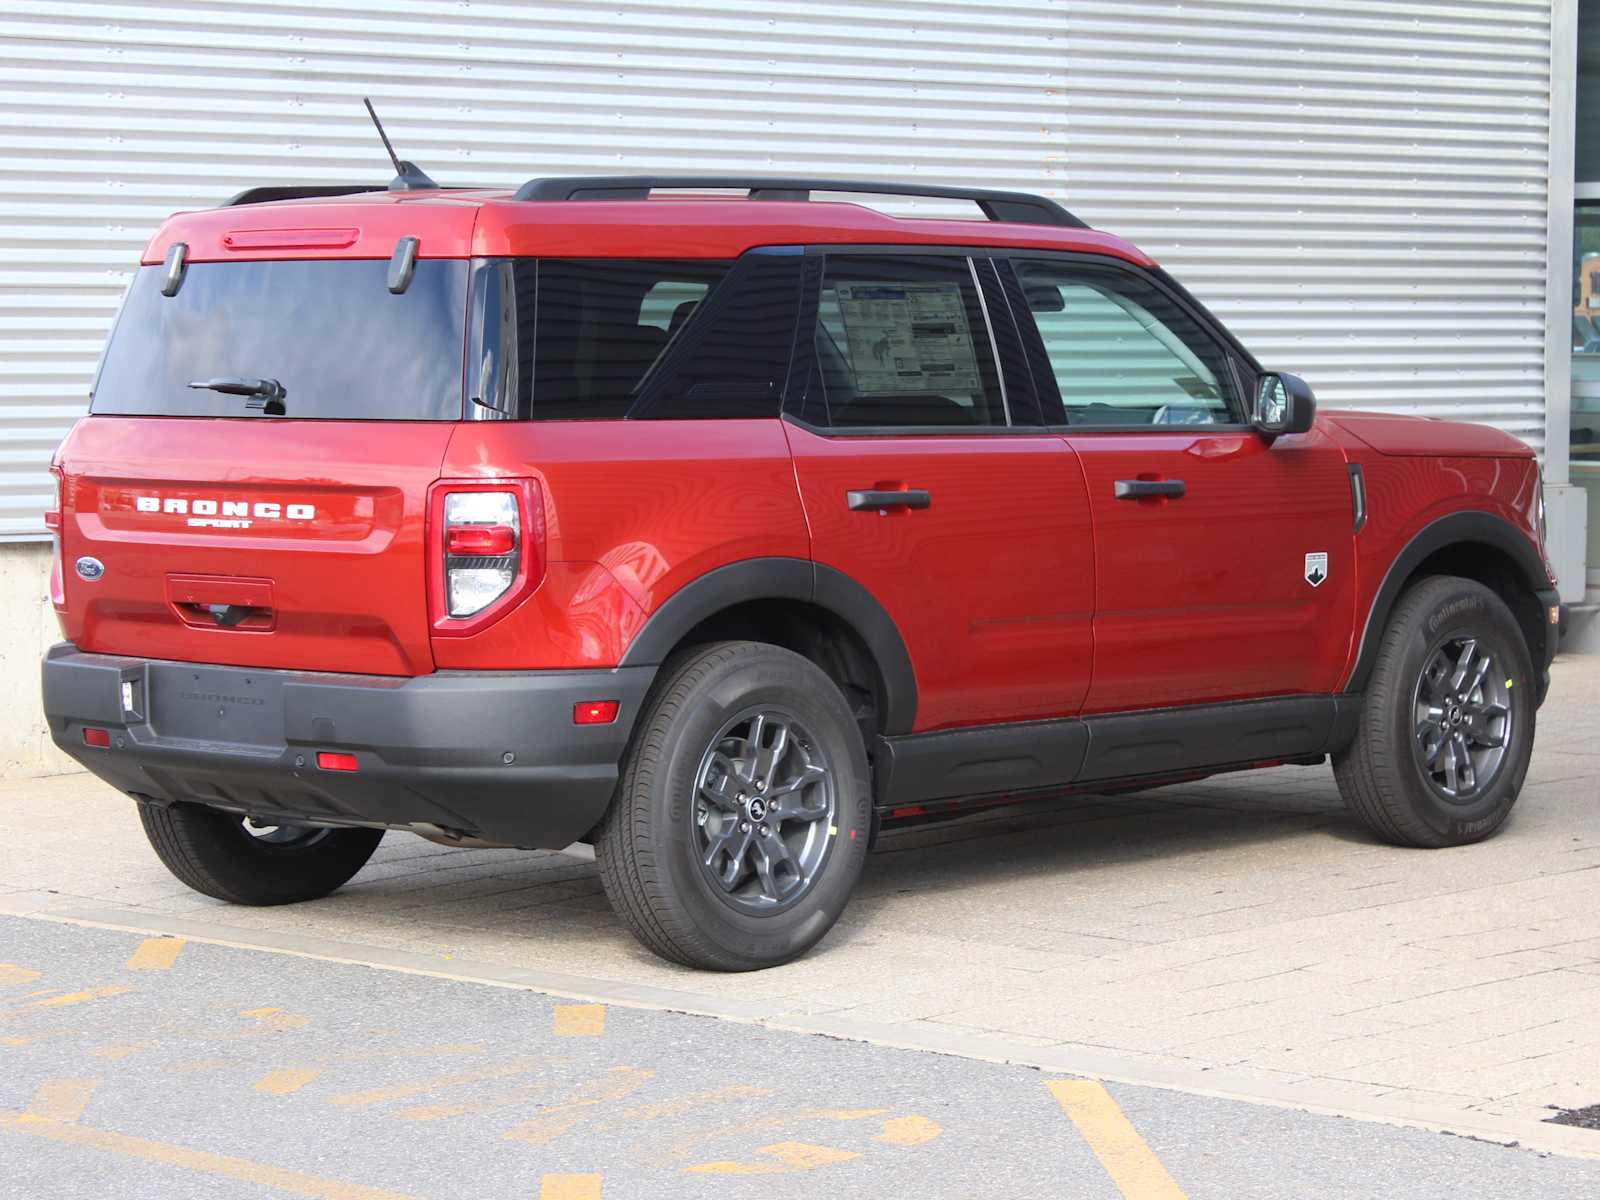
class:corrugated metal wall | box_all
[0,0,1558,540]
[1061,0,1555,451]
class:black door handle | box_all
[847,488,931,511]
[1113,479,1185,501]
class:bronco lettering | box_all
[133,494,315,521]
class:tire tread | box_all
[1333,575,1529,849]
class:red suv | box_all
[42,174,1560,970]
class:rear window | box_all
[92,259,469,420]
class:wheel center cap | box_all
[746,796,768,822]
[1447,703,1463,726]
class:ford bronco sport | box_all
[42,172,1561,971]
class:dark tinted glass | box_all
[92,259,468,420]
[806,254,1005,429]
[630,252,803,419]
[476,259,733,420]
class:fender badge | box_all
[1304,551,1328,588]
[75,556,105,582]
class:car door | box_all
[783,251,1094,733]
[1004,255,1356,714]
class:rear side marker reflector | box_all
[82,727,111,748]
[316,751,360,772]
[573,701,620,725]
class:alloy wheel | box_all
[1411,636,1513,803]
[691,708,837,913]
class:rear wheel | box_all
[1334,575,1535,848]
[595,641,871,970]
[137,801,383,904]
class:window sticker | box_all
[833,282,981,394]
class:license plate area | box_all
[147,665,285,749]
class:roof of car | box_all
[141,187,1157,268]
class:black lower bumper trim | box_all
[1535,586,1560,707]
[42,645,654,849]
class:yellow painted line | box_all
[0,964,43,987]
[256,1067,324,1096]
[1048,1080,1187,1200]
[239,1007,312,1031]
[126,937,186,971]
[2,985,132,1019]
[552,1003,605,1037]
[21,1079,98,1124]
[3,1032,76,1048]
[875,1114,942,1147]
[0,1106,419,1200]
[539,1174,602,1200]
[91,1043,147,1061]
[397,1081,547,1123]
[623,1084,770,1120]
[331,1060,533,1108]
[504,1067,654,1145]
[686,1141,859,1176]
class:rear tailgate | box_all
[56,416,451,675]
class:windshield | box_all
[91,258,469,420]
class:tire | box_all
[594,641,872,971]
[137,801,384,905]
[1333,575,1535,848]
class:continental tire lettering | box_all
[1428,596,1484,634]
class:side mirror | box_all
[1254,371,1316,437]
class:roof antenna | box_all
[363,98,439,192]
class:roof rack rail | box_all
[224,184,387,207]
[511,176,1086,229]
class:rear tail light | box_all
[46,466,65,610]
[445,523,517,557]
[444,491,519,618]
[428,480,545,634]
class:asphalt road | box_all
[3,915,1598,1199]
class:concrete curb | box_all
[3,890,1596,1162]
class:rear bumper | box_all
[41,644,654,849]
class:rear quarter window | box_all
[469,253,802,421]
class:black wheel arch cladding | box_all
[616,557,918,735]
[1345,510,1553,697]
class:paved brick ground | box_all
[3,655,1597,1134]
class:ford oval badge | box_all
[75,556,105,582]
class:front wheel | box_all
[595,641,871,970]
[138,801,383,904]
[1334,575,1536,848]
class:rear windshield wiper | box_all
[188,376,287,415]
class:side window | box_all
[638,280,712,331]
[1012,259,1240,426]
[807,254,1007,429]
[473,257,797,421]
[631,251,803,419]
[484,259,731,420]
